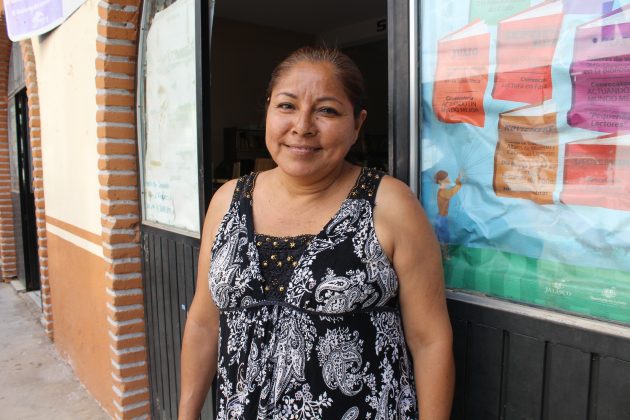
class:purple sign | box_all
[564,0,614,15]
[3,0,64,41]
[567,7,630,133]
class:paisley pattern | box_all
[209,168,418,419]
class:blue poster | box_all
[421,0,630,323]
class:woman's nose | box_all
[292,110,317,137]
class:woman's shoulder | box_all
[201,179,239,241]
[376,173,418,208]
[374,174,433,240]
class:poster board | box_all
[3,0,86,41]
[143,0,200,234]
[421,0,630,323]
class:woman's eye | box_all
[319,107,339,116]
[276,103,295,110]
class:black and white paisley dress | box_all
[209,167,418,419]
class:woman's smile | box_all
[265,61,366,179]
[283,143,323,155]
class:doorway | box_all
[210,0,389,187]
[11,88,40,291]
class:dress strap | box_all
[348,167,387,205]
[230,172,257,209]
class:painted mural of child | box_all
[434,170,462,258]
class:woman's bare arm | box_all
[375,176,455,420]
[178,180,236,420]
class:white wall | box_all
[32,0,101,236]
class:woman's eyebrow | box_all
[316,96,343,104]
[276,92,297,99]
[275,92,343,105]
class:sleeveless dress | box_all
[209,167,418,419]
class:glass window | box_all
[420,0,630,323]
[138,0,200,235]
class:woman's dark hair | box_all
[266,46,367,118]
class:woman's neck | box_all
[271,162,355,199]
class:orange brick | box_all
[111,364,147,380]
[106,260,141,273]
[96,40,137,58]
[115,401,149,418]
[98,172,137,187]
[101,202,139,215]
[96,75,135,90]
[96,57,136,75]
[110,320,145,336]
[97,94,135,107]
[98,24,138,42]
[106,290,143,308]
[101,215,139,230]
[111,348,146,365]
[98,157,136,171]
[98,5,139,24]
[106,275,143,291]
[106,0,142,7]
[113,377,149,394]
[103,230,139,244]
[103,246,141,260]
[108,307,144,323]
[97,125,135,139]
[97,141,137,155]
[117,390,150,407]
[99,188,138,201]
[96,110,135,124]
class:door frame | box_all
[13,88,40,291]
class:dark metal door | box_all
[140,0,214,416]
[14,88,40,291]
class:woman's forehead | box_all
[272,62,345,95]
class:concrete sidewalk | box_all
[0,282,110,419]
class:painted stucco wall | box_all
[28,0,113,414]
[32,0,102,240]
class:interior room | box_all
[210,0,388,186]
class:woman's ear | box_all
[355,109,368,131]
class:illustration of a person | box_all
[434,170,462,259]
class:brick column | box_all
[96,0,150,418]
[19,39,53,338]
[0,15,18,281]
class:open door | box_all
[13,89,40,292]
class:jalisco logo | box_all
[545,279,572,297]
[590,287,627,307]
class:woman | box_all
[179,47,454,419]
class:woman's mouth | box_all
[284,144,321,154]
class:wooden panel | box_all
[543,343,591,420]
[465,324,503,419]
[504,333,545,420]
[595,357,630,419]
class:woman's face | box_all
[265,61,367,179]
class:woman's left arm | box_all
[375,176,455,420]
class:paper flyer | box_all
[567,6,630,133]
[564,0,614,14]
[493,1,563,104]
[561,134,630,211]
[421,0,630,323]
[470,0,530,25]
[493,102,559,204]
[433,20,491,127]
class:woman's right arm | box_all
[178,180,237,420]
